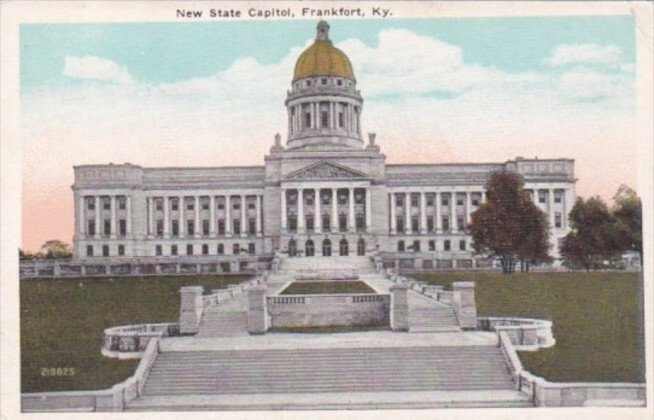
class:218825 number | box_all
[40,367,76,377]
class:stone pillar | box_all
[365,187,372,232]
[110,196,117,238]
[256,195,263,236]
[404,192,411,234]
[281,190,287,230]
[390,193,396,234]
[126,196,132,235]
[95,196,101,239]
[331,188,338,232]
[163,196,170,238]
[210,195,216,236]
[390,284,410,332]
[78,196,86,236]
[435,192,442,233]
[147,197,153,237]
[348,188,355,231]
[452,281,477,329]
[451,192,458,232]
[420,191,427,234]
[466,192,472,228]
[240,195,247,237]
[179,197,185,237]
[297,189,305,233]
[314,188,321,232]
[246,286,268,335]
[179,286,204,334]
[548,189,555,229]
[225,195,232,237]
[194,195,201,238]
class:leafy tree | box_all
[560,196,623,271]
[40,240,72,259]
[612,186,643,267]
[470,170,550,273]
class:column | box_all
[419,192,427,234]
[330,103,335,128]
[404,192,411,234]
[365,188,372,232]
[147,197,153,237]
[163,196,170,238]
[390,193,397,234]
[451,192,458,232]
[548,189,555,229]
[348,188,355,231]
[281,190,287,230]
[314,188,321,232]
[126,196,132,235]
[225,195,232,237]
[180,197,185,237]
[331,189,338,232]
[287,108,292,135]
[314,102,319,129]
[210,195,216,236]
[435,192,442,233]
[240,195,247,237]
[78,196,85,235]
[297,190,305,233]
[94,196,101,239]
[466,192,472,227]
[256,195,263,236]
[194,196,200,238]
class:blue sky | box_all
[20,16,635,91]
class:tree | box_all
[470,170,550,273]
[612,186,643,267]
[560,196,623,271]
[40,240,72,259]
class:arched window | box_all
[322,239,332,257]
[357,238,365,256]
[288,239,297,257]
[305,239,314,257]
[339,239,349,256]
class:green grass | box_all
[412,271,645,383]
[280,280,376,295]
[20,275,247,393]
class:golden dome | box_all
[293,22,355,81]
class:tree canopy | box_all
[612,186,643,266]
[469,170,550,273]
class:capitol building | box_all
[71,21,576,271]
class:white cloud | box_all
[544,44,624,67]
[63,55,134,84]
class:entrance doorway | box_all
[305,240,315,257]
[339,239,349,256]
[357,238,365,256]
[322,239,332,256]
[288,239,297,257]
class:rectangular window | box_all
[233,219,241,235]
[202,244,209,255]
[87,198,95,210]
[118,196,126,210]
[233,244,240,255]
[426,194,434,206]
[442,217,450,232]
[322,215,331,232]
[555,212,562,228]
[103,198,111,210]
[428,240,436,251]
[427,216,434,232]
[456,195,464,206]
[104,220,111,236]
[288,215,297,232]
[444,240,451,251]
[356,214,365,231]
[396,216,405,233]
[186,244,193,255]
[306,216,314,231]
[202,219,210,236]
[441,194,450,206]
[457,216,465,231]
[411,216,419,232]
[202,200,209,210]
[413,240,421,252]
[321,111,329,128]
[156,199,163,211]
[248,202,256,210]
[88,220,96,236]
[411,194,419,207]
[218,219,225,235]
[472,196,480,206]
[248,243,256,254]
[86,245,93,257]
[156,220,164,236]
[249,218,256,235]
[554,191,562,203]
[539,191,547,203]
[118,245,125,256]
[398,241,405,252]
[155,245,162,256]
[338,111,344,128]
[171,198,179,211]
[171,245,177,256]
[171,220,179,237]
[187,220,195,236]
[395,194,404,207]
[186,199,194,211]
[119,219,126,236]
[217,243,224,255]
[102,245,109,257]
[304,111,312,128]
[459,240,466,251]
[339,214,347,232]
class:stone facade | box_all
[71,22,576,264]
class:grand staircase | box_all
[408,293,460,332]
[129,344,531,410]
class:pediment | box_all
[285,161,368,181]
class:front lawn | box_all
[412,271,645,383]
